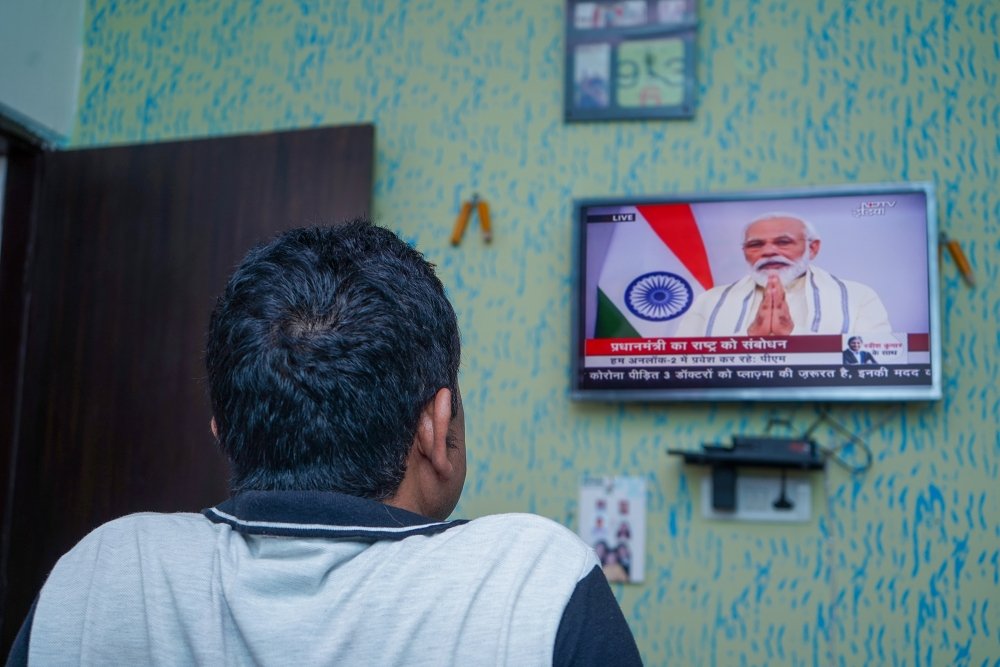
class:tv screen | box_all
[571,182,942,402]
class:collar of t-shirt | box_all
[202,490,468,541]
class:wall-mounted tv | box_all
[571,182,941,402]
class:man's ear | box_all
[414,388,454,476]
[808,238,821,259]
[210,417,219,440]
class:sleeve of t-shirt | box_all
[552,565,643,666]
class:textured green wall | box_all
[73,1,999,664]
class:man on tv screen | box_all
[675,214,892,337]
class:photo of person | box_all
[573,43,611,109]
[674,214,892,337]
[843,336,878,365]
[600,544,630,583]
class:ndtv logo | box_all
[852,200,897,217]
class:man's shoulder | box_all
[58,512,213,560]
[812,266,879,293]
[90,510,210,534]
[465,512,582,537]
[462,512,586,542]
[453,513,597,572]
[37,513,215,613]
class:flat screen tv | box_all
[571,182,941,402]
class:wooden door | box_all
[0,124,374,651]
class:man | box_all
[675,214,892,337]
[843,336,878,364]
[12,221,641,665]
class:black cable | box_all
[802,405,902,475]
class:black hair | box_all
[206,219,461,499]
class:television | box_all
[571,182,942,402]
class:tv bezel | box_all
[570,181,942,403]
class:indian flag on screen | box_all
[595,204,715,338]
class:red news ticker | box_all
[584,334,930,356]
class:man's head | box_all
[206,220,464,517]
[742,214,821,287]
[848,336,863,351]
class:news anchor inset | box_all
[843,336,878,365]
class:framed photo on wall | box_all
[565,0,698,121]
[578,476,647,583]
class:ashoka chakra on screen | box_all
[624,272,693,321]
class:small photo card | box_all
[579,475,646,583]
